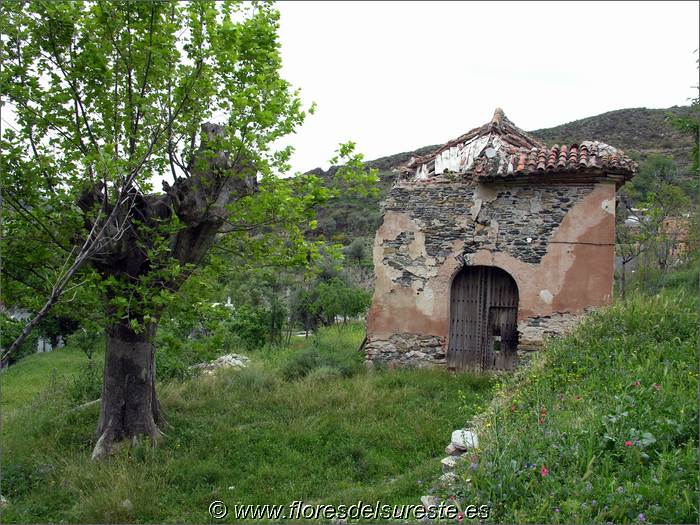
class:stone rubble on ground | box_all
[438,472,458,485]
[444,443,461,456]
[421,428,480,512]
[450,428,478,450]
[189,353,250,375]
[440,455,465,473]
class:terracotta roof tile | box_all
[401,109,637,182]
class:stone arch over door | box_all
[447,265,519,371]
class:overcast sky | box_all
[274,1,699,174]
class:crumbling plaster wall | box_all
[365,179,616,367]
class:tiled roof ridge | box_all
[407,109,545,169]
[401,109,637,181]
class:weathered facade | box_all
[365,109,637,371]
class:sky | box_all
[274,1,699,174]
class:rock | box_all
[451,429,478,450]
[189,353,250,375]
[120,499,133,512]
[444,443,461,456]
[0,494,8,509]
[421,495,440,510]
[440,455,465,473]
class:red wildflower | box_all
[653,383,661,391]
[633,380,641,387]
[511,404,517,412]
[624,440,633,447]
[457,512,464,522]
[538,417,545,425]
[575,395,581,400]
[540,465,549,477]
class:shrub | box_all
[65,361,103,405]
[225,305,271,350]
[304,365,342,383]
[281,325,366,381]
[232,365,279,392]
[282,348,322,381]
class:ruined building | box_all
[364,109,637,371]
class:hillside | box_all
[310,105,696,242]
[531,106,696,171]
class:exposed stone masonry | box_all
[365,333,446,368]
[382,181,594,268]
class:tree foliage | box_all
[0,0,377,457]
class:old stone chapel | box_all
[364,109,637,372]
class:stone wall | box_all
[364,333,446,368]
[366,177,616,368]
[382,182,594,265]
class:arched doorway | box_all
[448,266,519,371]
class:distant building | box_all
[364,109,637,371]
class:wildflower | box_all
[469,462,478,470]
[638,513,646,522]
[554,507,560,513]
[616,486,625,494]
[653,383,661,391]
[633,380,641,387]
[591,500,597,507]
[540,465,549,477]
[538,417,545,425]
[511,404,517,412]
[625,441,633,447]
[576,395,581,400]
[457,512,464,522]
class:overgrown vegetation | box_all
[444,268,698,524]
[0,324,494,523]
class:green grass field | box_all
[1,324,493,523]
[1,346,97,419]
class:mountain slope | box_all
[309,105,696,241]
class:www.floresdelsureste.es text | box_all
[208,499,491,521]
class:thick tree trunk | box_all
[91,321,164,460]
[86,124,257,460]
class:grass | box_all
[444,279,698,523]
[1,323,494,523]
[0,345,100,419]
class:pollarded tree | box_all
[0,0,344,458]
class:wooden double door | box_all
[447,266,519,371]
